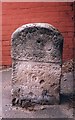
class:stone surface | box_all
[12,61,61,106]
[11,23,63,63]
[11,23,63,107]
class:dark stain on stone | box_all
[21,99,31,108]
[12,98,16,106]
[19,27,53,35]
[37,39,41,44]
[20,98,36,108]
[50,83,56,87]
[39,79,45,84]
[64,78,67,81]
[48,48,52,51]
[18,88,20,92]
[28,92,33,96]
[42,90,49,96]
[12,94,57,107]
[36,38,44,50]
[12,98,19,106]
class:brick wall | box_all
[2,2,74,66]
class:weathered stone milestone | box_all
[11,23,63,107]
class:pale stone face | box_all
[11,23,63,107]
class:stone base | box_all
[12,94,59,108]
[12,61,61,107]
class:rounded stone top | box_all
[11,23,58,38]
[11,23,63,63]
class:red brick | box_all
[2,46,11,51]
[2,60,12,65]
[2,41,10,45]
